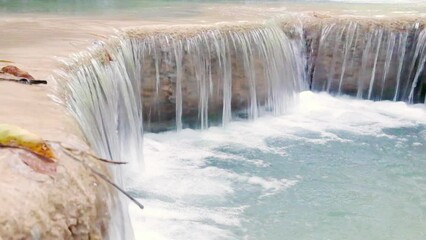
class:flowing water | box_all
[57,16,426,239]
[130,92,426,240]
[310,22,426,103]
[59,22,305,239]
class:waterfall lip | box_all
[54,20,296,84]
[54,14,426,76]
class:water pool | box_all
[129,91,426,240]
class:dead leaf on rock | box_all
[1,65,34,80]
[0,60,14,64]
[0,124,144,209]
[0,124,57,175]
[0,124,56,161]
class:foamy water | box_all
[127,92,426,239]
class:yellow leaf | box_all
[0,124,56,162]
[0,60,14,63]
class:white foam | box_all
[129,91,426,240]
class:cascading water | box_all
[308,20,426,103]
[132,23,307,131]
[57,21,306,239]
[57,38,145,240]
[54,13,426,240]
[408,29,426,103]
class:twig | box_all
[62,149,144,210]
[47,141,127,165]
[0,143,143,209]
[0,77,47,85]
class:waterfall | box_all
[133,23,307,131]
[56,39,143,240]
[408,29,426,103]
[308,20,426,103]
[55,17,426,239]
[56,21,306,239]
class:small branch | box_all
[62,149,144,210]
[47,141,127,165]
[0,77,47,85]
[0,143,143,209]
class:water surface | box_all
[1,0,426,18]
[129,92,426,240]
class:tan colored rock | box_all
[0,144,110,239]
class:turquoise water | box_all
[1,0,423,15]
[0,0,206,16]
[129,92,426,240]
[0,0,251,14]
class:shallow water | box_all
[129,91,426,240]
[1,0,426,18]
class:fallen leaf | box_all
[0,124,56,162]
[0,60,14,63]
[1,65,34,80]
